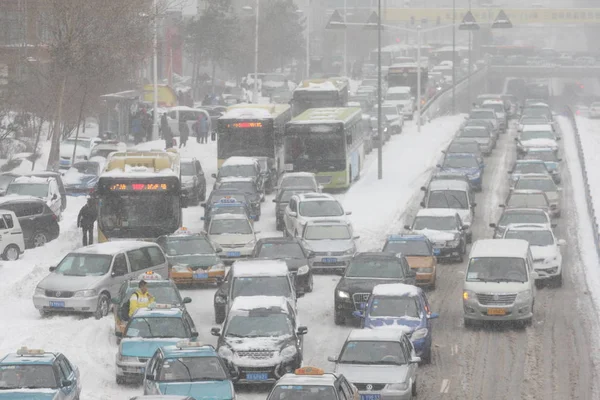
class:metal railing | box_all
[564,106,600,258]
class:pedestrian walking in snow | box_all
[77,197,97,247]
[199,114,209,144]
[179,120,189,148]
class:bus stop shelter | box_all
[99,90,140,142]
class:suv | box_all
[273,187,316,231]
[301,220,358,271]
[0,195,60,248]
[284,193,350,238]
[6,176,62,218]
[277,172,320,192]
[180,157,206,205]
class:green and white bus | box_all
[291,78,349,117]
[284,107,366,190]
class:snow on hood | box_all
[411,229,456,242]
[37,273,104,292]
[530,245,559,261]
[0,389,58,400]
[335,363,409,384]
[209,234,254,246]
[60,144,88,158]
[226,335,289,352]
[159,380,233,399]
[121,337,184,357]
[303,239,354,253]
[366,316,421,333]
[520,138,558,148]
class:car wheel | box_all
[464,318,474,328]
[94,293,110,320]
[116,375,126,385]
[39,309,49,318]
[412,379,418,396]
[32,231,48,248]
[421,347,432,364]
[334,311,345,326]
[306,274,314,293]
[2,244,20,261]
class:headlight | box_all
[34,287,45,296]
[297,265,309,275]
[337,290,350,299]
[343,247,355,255]
[516,290,532,302]
[386,382,409,391]
[117,353,138,363]
[215,295,227,303]
[415,267,433,274]
[218,347,234,360]
[411,328,429,340]
[73,289,97,297]
[280,345,297,359]
[468,171,480,179]
[463,290,475,301]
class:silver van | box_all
[463,239,537,327]
[33,241,169,319]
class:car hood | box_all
[335,364,409,384]
[411,229,457,243]
[520,138,558,148]
[225,335,291,352]
[303,239,354,252]
[442,166,480,175]
[365,316,422,333]
[159,380,233,399]
[530,245,559,260]
[209,234,254,246]
[0,390,58,400]
[405,256,435,269]
[37,273,104,291]
[121,338,184,357]
[63,173,97,187]
[168,254,221,269]
[338,278,411,293]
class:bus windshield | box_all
[218,122,274,159]
[284,125,345,170]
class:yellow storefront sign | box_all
[142,84,178,107]
[383,8,600,25]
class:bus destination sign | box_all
[227,122,263,129]
[109,183,169,191]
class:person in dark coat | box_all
[179,119,189,148]
[164,125,173,149]
[160,113,169,139]
[77,197,97,246]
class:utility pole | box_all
[417,24,422,133]
[343,0,348,77]
[253,0,260,103]
[152,0,159,140]
[451,0,456,114]
[377,0,383,179]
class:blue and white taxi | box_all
[267,367,359,400]
[0,347,81,400]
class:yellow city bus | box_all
[284,107,365,190]
[95,150,182,242]
[291,78,349,117]
[216,104,292,173]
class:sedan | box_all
[437,153,484,191]
[501,189,552,215]
[513,174,561,217]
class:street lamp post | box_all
[152,0,159,140]
[306,0,310,78]
[343,0,348,77]
[253,0,260,103]
[451,0,456,115]
[377,0,382,179]
[417,24,422,132]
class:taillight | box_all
[52,214,57,221]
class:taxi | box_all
[111,272,191,338]
[157,228,226,285]
[142,341,235,400]
[267,367,359,400]
[115,304,199,384]
[382,235,437,288]
[0,346,81,400]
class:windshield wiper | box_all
[192,377,226,381]
[485,278,524,283]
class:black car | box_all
[252,237,314,293]
[255,157,277,194]
[272,187,316,231]
[180,157,207,205]
[0,196,60,248]
[210,296,307,384]
[202,189,255,224]
[213,178,262,220]
[333,252,417,325]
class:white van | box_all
[0,209,25,260]
[463,239,537,327]
[384,86,415,119]
[167,106,211,136]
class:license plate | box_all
[433,249,441,256]
[141,367,145,373]
[322,257,338,263]
[246,372,268,381]
[227,252,241,257]
[49,301,64,308]
[487,308,506,316]
[361,395,380,400]
[193,272,209,279]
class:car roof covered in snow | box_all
[515,174,554,181]
[386,234,429,242]
[1,351,57,365]
[12,176,52,184]
[160,344,217,359]
[346,328,407,342]
[289,107,362,125]
[218,176,255,183]
[221,156,258,167]
[415,208,459,218]
[280,172,316,179]
[509,189,547,196]
[101,150,179,178]
[210,213,250,221]
[0,194,45,204]
[232,259,289,277]
[470,239,530,258]
[71,241,161,256]
[296,192,336,202]
[500,207,550,216]
[386,86,411,93]
[295,78,347,92]
[521,124,553,131]
[428,179,470,191]
[372,283,421,297]
[229,296,290,313]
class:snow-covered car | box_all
[62,157,105,196]
[589,102,600,118]
[329,329,420,398]
[0,152,36,174]
[89,140,126,159]
[180,157,207,205]
[513,174,561,217]
[456,126,495,155]
[222,86,249,105]
[502,223,565,286]
[489,208,554,239]
[509,159,555,186]
[211,296,307,384]
[214,177,263,218]
[207,213,257,265]
[467,108,499,135]
[300,220,358,271]
[384,86,415,119]
[481,100,508,132]
[501,189,552,215]
[516,125,559,153]
[59,136,101,168]
[283,193,350,238]
[404,208,468,262]
[520,147,562,180]
[379,103,404,134]
[213,156,262,191]
[517,115,550,132]
[6,175,62,218]
[277,172,320,192]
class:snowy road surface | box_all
[1,111,599,399]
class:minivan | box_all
[33,241,169,319]
[463,239,537,327]
[6,176,63,218]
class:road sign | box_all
[459,10,480,30]
[492,10,513,28]
[326,10,346,29]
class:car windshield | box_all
[219,164,256,178]
[466,120,491,129]
[218,181,256,194]
[180,162,195,176]
[346,258,403,279]
[413,216,457,231]
[232,276,291,298]
[304,225,351,240]
[499,212,548,226]
[369,296,420,318]
[158,356,228,382]
[523,151,558,162]
[165,236,214,255]
[54,254,112,276]
[70,162,98,175]
[257,242,305,258]
[209,219,252,235]
[64,139,91,148]
[448,143,480,153]
[339,340,407,365]
[125,317,188,338]
[278,189,314,203]
[460,128,489,138]
[521,131,554,140]
[210,205,247,217]
[507,193,548,208]
[514,163,547,174]
[443,156,479,169]
[515,178,557,192]
[280,176,316,189]
[6,183,48,197]
[269,385,337,400]
[299,200,344,217]
[466,257,527,283]
[504,229,554,246]
[0,364,58,389]
[384,239,431,256]
[482,103,504,113]
[386,92,411,100]
[470,110,496,119]
[226,312,292,337]
[427,190,468,209]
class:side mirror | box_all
[61,379,73,387]
[499,204,505,208]
[200,216,205,220]
[145,373,154,381]
[462,225,469,230]
[420,186,427,191]
[558,158,563,162]
[427,312,439,319]
[191,331,199,339]
[403,224,411,230]
[210,327,221,336]
[352,310,365,319]
[49,266,56,272]
[183,297,192,304]
[297,326,308,335]
[327,355,338,362]
[471,203,477,208]
[115,331,123,338]
[272,199,277,203]
[211,173,217,179]
[489,223,497,228]
[410,357,421,364]
[514,137,519,141]
[557,239,566,246]
[346,211,352,215]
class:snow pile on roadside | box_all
[343,115,465,250]
[574,116,600,229]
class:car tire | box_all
[94,293,110,320]
[39,309,49,318]
[32,231,48,248]
[2,244,20,261]
[422,347,432,364]
[334,311,345,326]
[116,375,126,385]
[464,318,474,328]
[412,380,417,396]
[305,274,314,293]
[467,232,473,244]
